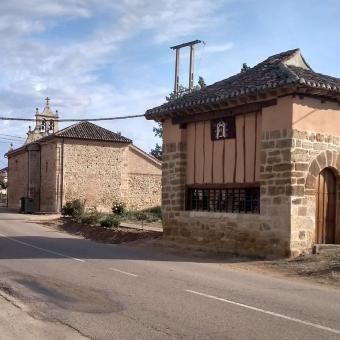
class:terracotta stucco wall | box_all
[262,96,293,132]
[186,111,262,185]
[292,96,340,135]
[7,152,28,210]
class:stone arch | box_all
[305,150,340,191]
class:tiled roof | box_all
[55,121,131,143]
[6,122,132,157]
[145,49,340,119]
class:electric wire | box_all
[0,113,146,122]
[0,133,25,140]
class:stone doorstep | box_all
[312,244,340,255]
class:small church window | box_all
[40,119,46,132]
[48,120,54,133]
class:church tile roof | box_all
[55,121,131,143]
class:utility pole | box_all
[170,40,203,96]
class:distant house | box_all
[6,100,161,212]
[146,49,340,257]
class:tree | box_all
[150,76,206,160]
[150,122,163,160]
[197,76,206,89]
[150,143,162,160]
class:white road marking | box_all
[0,233,85,262]
[109,268,138,277]
[185,289,340,335]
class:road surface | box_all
[0,208,339,339]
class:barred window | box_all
[186,187,260,214]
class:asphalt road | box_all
[0,209,339,340]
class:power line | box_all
[0,113,146,122]
[0,136,24,142]
[0,133,25,140]
[0,140,20,145]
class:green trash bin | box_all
[20,197,34,213]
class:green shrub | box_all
[100,214,120,229]
[112,201,126,216]
[135,211,148,221]
[61,199,85,219]
[143,206,161,219]
[80,208,103,226]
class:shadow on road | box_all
[0,235,262,264]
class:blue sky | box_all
[0,0,339,168]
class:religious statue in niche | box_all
[211,116,236,140]
[216,121,227,139]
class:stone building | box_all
[6,101,161,212]
[146,49,340,257]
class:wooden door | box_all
[316,168,336,244]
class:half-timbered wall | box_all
[186,111,261,185]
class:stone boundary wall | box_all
[128,173,161,210]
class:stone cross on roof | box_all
[45,97,50,107]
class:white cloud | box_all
[0,0,230,159]
[201,42,234,55]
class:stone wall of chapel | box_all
[40,142,59,212]
[7,152,28,210]
[62,140,128,212]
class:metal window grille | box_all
[186,187,260,214]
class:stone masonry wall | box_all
[7,152,28,210]
[290,130,340,250]
[127,146,161,210]
[128,173,161,210]
[162,127,291,258]
[161,140,187,225]
[40,142,59,212]
[27,145,41,212]
[62,140,128,212]
[261,129,340,255]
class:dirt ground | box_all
[249,252,340,288]
[37,217,161,244]
[37,217,340,289]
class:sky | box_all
[0,0,339,168]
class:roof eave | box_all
[146,83,340,122]
[56,135,132,144]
